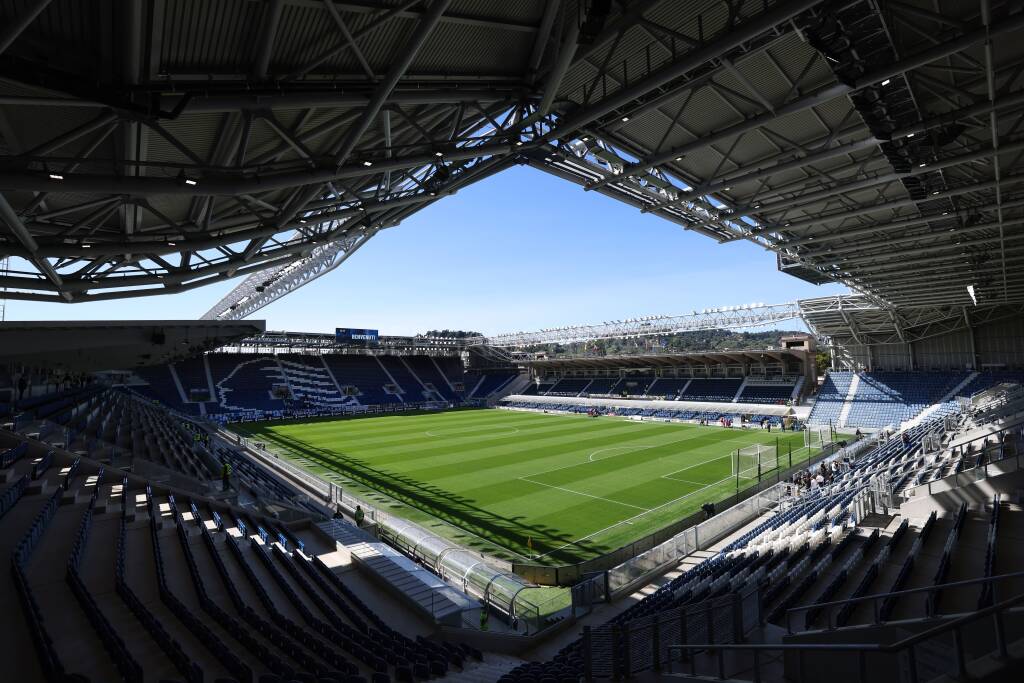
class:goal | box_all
[804,425,834,451]
[733,443,778,481]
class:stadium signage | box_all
[336,327,379,342]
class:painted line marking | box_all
[660,478,707,486]
[530,474,729,560]
[424,426,521,438]
[659,452,734,481]
[519,477,651,512]
[588,444,657,462]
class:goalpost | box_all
[733,443,779,481]
[804,425,834,451]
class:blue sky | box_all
[6,166,848,335]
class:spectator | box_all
[221,461,231,491]
[354,504,365,526]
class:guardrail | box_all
[899,420,1024,500]
[783,570,1024,634]
[665,581,1024,682]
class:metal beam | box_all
[587,10,1024,193]
[472,303,802,347]
[253,0,285,80]
[0,0,52,55]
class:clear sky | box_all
[5,166,848,335]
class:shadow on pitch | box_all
[257,430,612,564]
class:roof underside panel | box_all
[0,0,1019,322]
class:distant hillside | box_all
[528,329,808,357]
[422,329,482,338]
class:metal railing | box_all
[783,570,1024,634]
[580,584,762,680]
[899,419,1024,500]
[666,578,1024,682]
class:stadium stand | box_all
[405,356,458,401]
[807,371,856,426]
[610,375,657,396]
[468,371,519,399]
[378,356,431,402]
[1,409,491,683]
[806,371,1023,430]
[679,378,744,402]
[208,355,290,414]
[546,378,593,396]
[737,382,798,404]
[500,388,1024,680]
[579,377,618,395]
[644,377,691,398]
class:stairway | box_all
[441,654,528,682]
[837,374,860,428]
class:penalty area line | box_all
[518,477,651,512]
[529,473,729,561]
[659,451,733,480]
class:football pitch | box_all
[233,408,819,565]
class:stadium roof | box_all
[526,346,813,370]
[0,0,1021,317]
[0,320,264,370]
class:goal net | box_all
[733,443,778,481]
[804,425,834,451]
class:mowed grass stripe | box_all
[234,409,813,564]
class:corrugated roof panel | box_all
[414,22,531,75]
[161,0,263,72]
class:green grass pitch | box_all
[233,408,816,565]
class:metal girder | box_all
[201,229,373,321]
[799,294,1024,346]
[0,0,51,55]
[470,302,802,348]
[0,0,1021,319]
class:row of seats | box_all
[137,354,488,418]
[501,400,787,426]
[2,425,491,683]
[806,370,1002,428]
[527,376,796,403]
[503,408,988,681]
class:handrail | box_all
[784,569,1024,633]
[667,582,1024,681]
[901,448,1021,500]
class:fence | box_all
[513,440,839,587]
[899,420,1024,501]
[580,583,761,679]
[606,483,788,597]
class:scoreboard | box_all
[336,327,379,343]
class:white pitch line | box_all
[424,426,521,438]
[519,477,651,511]
[659,451,734,480]
[530,472,733,560]
[588,444,656,462]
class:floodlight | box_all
[48,173,64,180]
